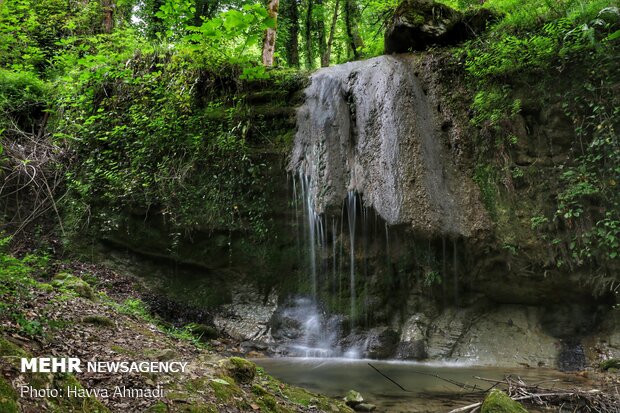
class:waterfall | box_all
[347,191,357,325]
[289,55,488,238]
[284,54,490,358]
[299,173,318,298]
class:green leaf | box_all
[606,30,620,41]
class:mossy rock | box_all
[82,315,115,327]
[0,377,18,413]
[254,394,278,413]
[51,273,94,299]
[481,389,528,413]
[222,357,257,384]
[600,358,620,371]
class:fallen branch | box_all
[448,376,620,413]
[367,363,411,392]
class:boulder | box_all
[397,314,429,360]
[365,328,400,359]
[481,389,528,413]
[384,0,497,54]
[397,340,427,360]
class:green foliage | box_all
[463,0,619,145]
[423,270,442,287]
[0,68,49,131]
[0,237,35,313]
[460,0,620,286]
[118,298,208,347]
[473,164,499,219]
[0,0,106,73]
[552,57,620,273]
[0,237,58,338]
[54,40,271,240]
[185,3,274,79]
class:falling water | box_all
[385,223,391,270]
[299,173,318,298]
[442,236,447,307]
[453,239,459,307]
[347,191,357,325]
[332,218,337,297]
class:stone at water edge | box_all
[344,390,364,407]
[481,389,528,413]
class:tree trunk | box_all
[316,0,326,67]
[194,0,221,26]
[262,0,280,67]
[344,0,363,59]
[281,0,300,67]
[321,0,339,67]
[305,0,314,69]
[102,0,114,33]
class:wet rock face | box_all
[290,55,489,238]
[213,286,278,344]
[384,0,497,54]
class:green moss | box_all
[0,337,28,358]
[51,273,94,300]
[37,282,55,293]
[481,389,528,413]
[209,375,242,402]
[0,377,18,413]
[82,315,115,327]
[224,357,257,384]
[180,404,218,413]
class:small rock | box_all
[354,403,377,412]
[344,390,364,407]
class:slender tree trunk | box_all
[102,0,114,33]
[322,0,339,67]
[316,0,326,67]
[344,0,363,59]
[305,0,314,69]
[262,0,280,67]
[281,0,300,67]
